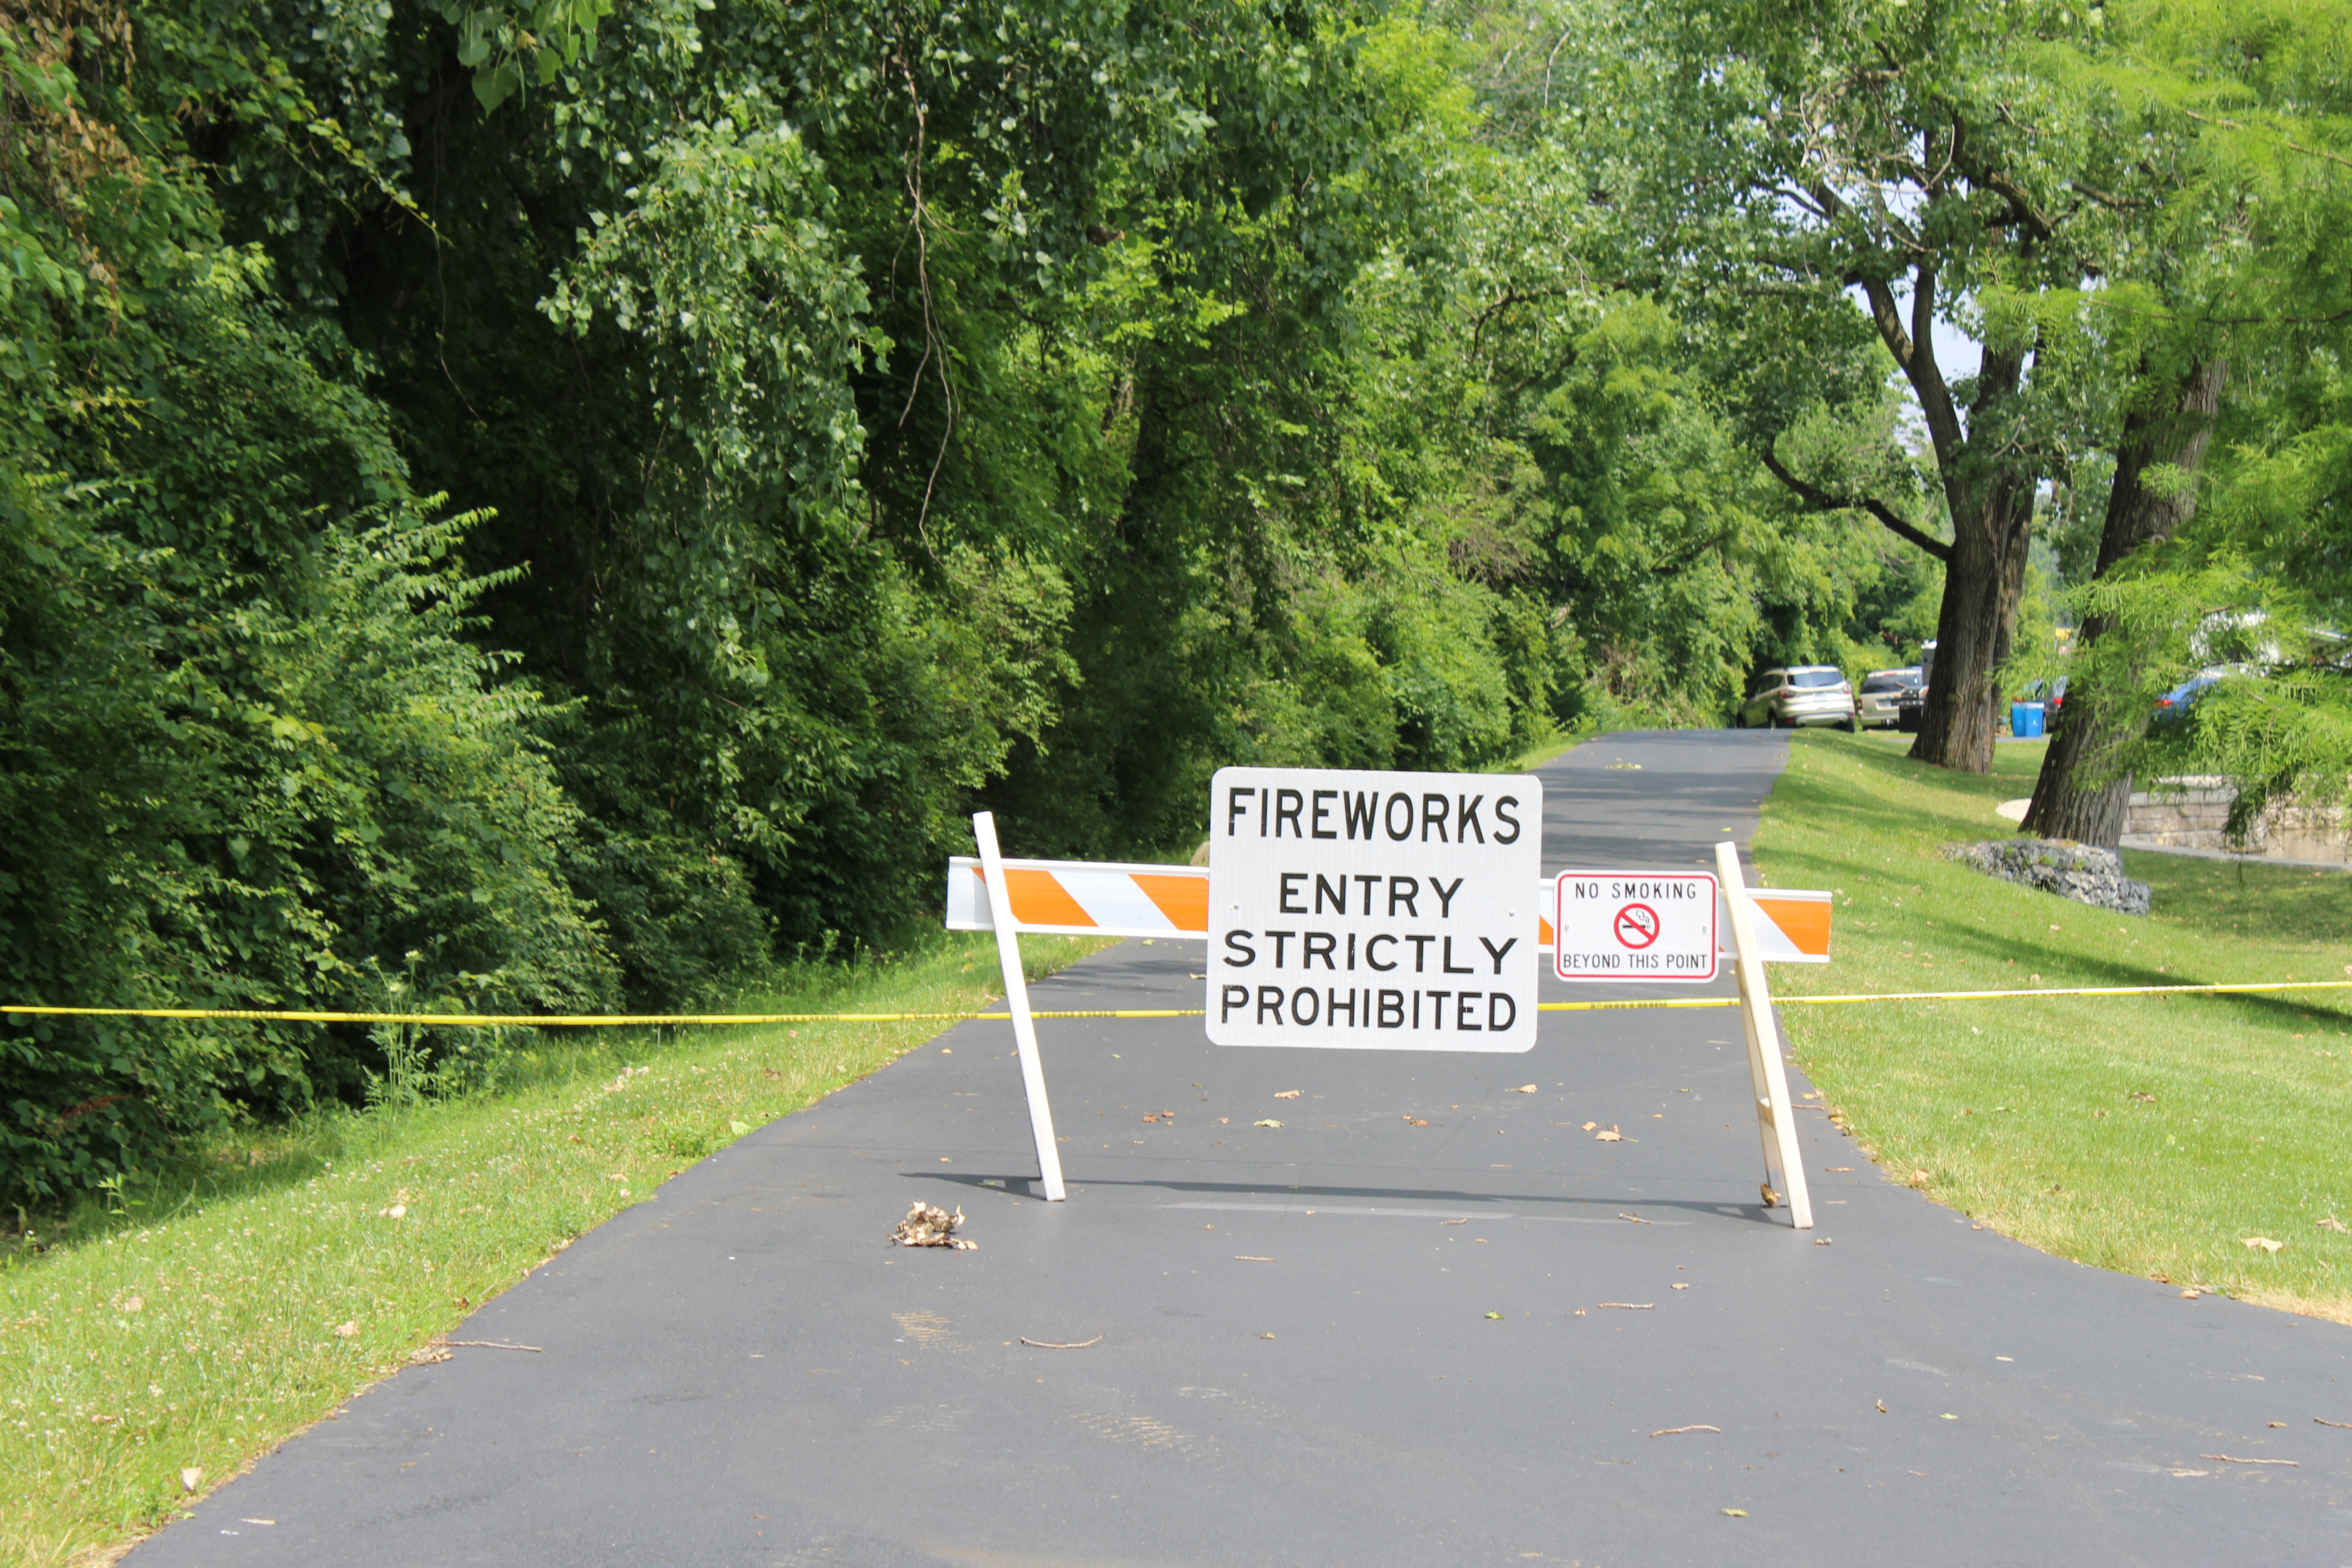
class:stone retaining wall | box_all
[2125,779,2347,863]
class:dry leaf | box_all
[2315,1417,2352,1429]
[1258,1332,1275,1340]
[333,1320,358,1338]
[2244,1236,2285,1254]
[1484,1312,1504,1319]
[1595,1126,1623,1142]
[1826,1167,1853,1173]
[1274,1090,1301,1099]
[180,1468,202,1494]
[1254,1119,1283,1128]
[1618,1212,1650,1224]
[2318,1216,2348,1234]
[1441,1218,1468,1225]
[1814,1237,1833,1246]
[1651,1424,1720,1436]
[1403,1117,1430,1126]
[409,1341,453,1365]
[1911,1168,1930,1183]
[1510,1084,1538,1094]
[1141,1114,1159,1122]
[1875,1400,1887,1414]
[1720,1508,1748,1517]
[1581,1121,1597,1132]
[2203,1454,2298,1466]
[889,1203,975,1249]
[1671,1283,1690,1290]
[121,1296,142,1313]
[2130,1090,2156,1104]
[2180,1288,2202,1299]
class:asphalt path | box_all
[135,729,2352,1566]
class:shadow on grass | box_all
[2134,855,2352,948]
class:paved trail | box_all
[136,730,2352,1567]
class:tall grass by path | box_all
[1759,731,2352,1322]
[1,931,1110,1567]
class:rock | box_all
[1944,838,2151,916]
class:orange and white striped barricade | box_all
[949,832,1225,1200]
[1548,854,1832,1228]
[945,855,1209,939]
[951,826,1828,1220]
[1715,846,1821,1229]
[1726,888,1833,965]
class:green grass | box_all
[1759,731,2352,1321]
[0,930,1110,1567]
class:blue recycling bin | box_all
[2009,701,2046,739]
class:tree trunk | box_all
[1908,467,2035,773]
[2022,357,2228,845]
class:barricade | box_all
[948,806,1835,1226]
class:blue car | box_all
[2153,669,2229,725]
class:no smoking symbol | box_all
[1612,903,1661,950]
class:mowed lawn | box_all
[0,932,1110,1567]
[1759,731,2352,1323]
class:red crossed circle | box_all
[1612,902,1661,950]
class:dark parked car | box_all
[2021,675,2069,715]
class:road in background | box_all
[135,730,2352,1567]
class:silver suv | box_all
[1737,666,1857,730]
[1856,666,1922,729]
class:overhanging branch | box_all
[1758,447,1952,562]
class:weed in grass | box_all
[0,930,1109,1566]
[1762,732,2352,1324]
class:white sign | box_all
[1207,767,1543,1051]
[1553,871,1719,982]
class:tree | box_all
[2023,355,2226,842]
[1621,0,2150,770]
[2024,0,2352,843]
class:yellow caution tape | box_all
[1781,978,2352,1005]
[5,978,2348,1028]
[1546,978,2352,1010]
[0,1004,1203,1026]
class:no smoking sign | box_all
[1554,872,1719,982]
[1612,903,1661,949]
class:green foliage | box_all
[5,0,2170,1210]
[0,0,611,1204]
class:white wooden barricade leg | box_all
[972,812,1067,1202]
[1714,841,1813,1229]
